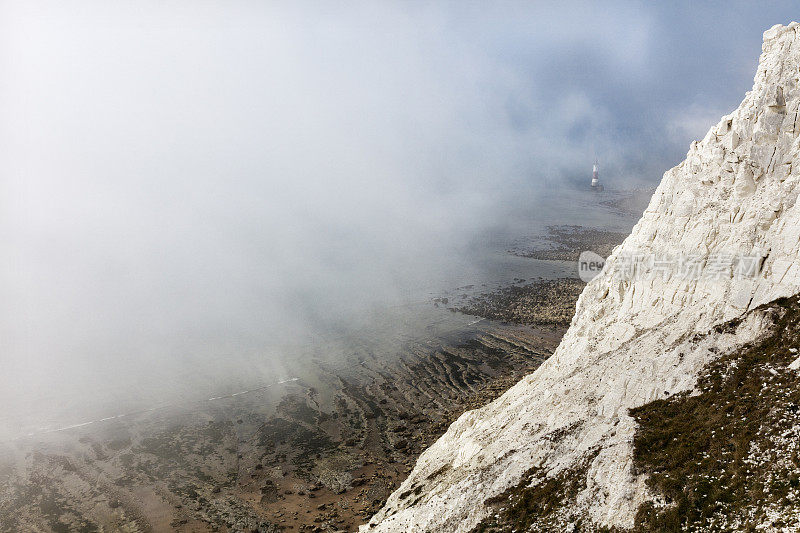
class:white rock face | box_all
[363,23,800,532]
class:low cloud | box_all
[0,1,797,432]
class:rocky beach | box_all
[0,320,564,532]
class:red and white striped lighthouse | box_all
[591,160,603,191]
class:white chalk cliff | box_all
[363,23,800,531]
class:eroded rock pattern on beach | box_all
[0,323,562,532]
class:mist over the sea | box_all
[1,1,798,435]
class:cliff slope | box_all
[363,23,800,531]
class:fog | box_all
[0,1,797,434]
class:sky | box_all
[0,1,798,431]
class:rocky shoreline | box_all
[451,278,586,328]
[508,224,628,263]
[0,322,566,533]
[0,225,631,532]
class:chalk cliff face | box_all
[363,23,800,531]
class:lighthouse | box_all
[591,160,603,191]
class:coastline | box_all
[0,217,633,532]
[0,321,565,532]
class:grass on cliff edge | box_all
[631,295,800,531]
[471,295,800,533]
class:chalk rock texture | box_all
[362,23,800,531]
